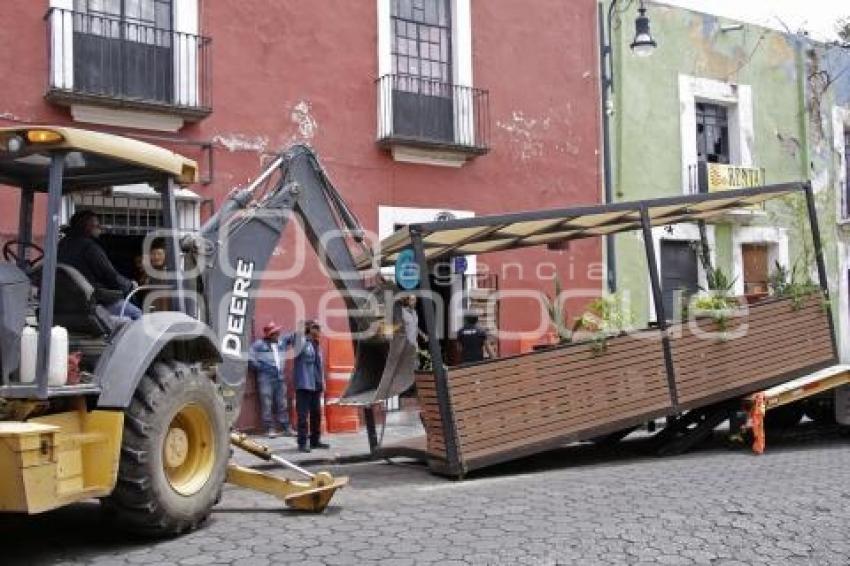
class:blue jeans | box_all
[296,388,322,448]
[106,300,142,320]
[258,375,290,431]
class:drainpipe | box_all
[599,1,617,293]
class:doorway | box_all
[660,240,699,319]
[742,243,769,295]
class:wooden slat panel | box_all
[414,373,447,457]
[446,335,670,463]
[672,296,833,403]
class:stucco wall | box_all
[0,0,604,354]
[610,2,815,324]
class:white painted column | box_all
[49,0,74,90]
[377,0,393,139]
[173,0,199,107]
[452,0,474,146]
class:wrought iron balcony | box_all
[45,8,212,120]
[377,74,490,156]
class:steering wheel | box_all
[3,240,45,269]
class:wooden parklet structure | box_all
[357,182,838,478]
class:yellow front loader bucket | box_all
[227,433,347,513]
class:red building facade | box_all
[0,0,603,362]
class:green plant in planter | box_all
[542,276,572,344]
[575,294,634,355]
[693,268,739,335]
[769,261,821,310]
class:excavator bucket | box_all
[338,333,417,405]
[225,465,348,513]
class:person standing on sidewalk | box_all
[249,321,294,438]
[294,322,330,453]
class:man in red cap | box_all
[249,321,295,438]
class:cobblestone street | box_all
[5,424,850,566]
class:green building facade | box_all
[608,1,850,359]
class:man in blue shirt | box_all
[249,321,294,438]
[294,322,330,453]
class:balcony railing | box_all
[45,8,211,120]
[377,74,490,155]
[688,162,765,195]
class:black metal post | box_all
[803,182,839,360]
[16,189,34,272]
[364,406,379,454]
[35,153,66,398]
[161,176,186,314]
[410,228,462,474]
[696,220,713,275]
[599,1,617,293]
[640,204,679,408]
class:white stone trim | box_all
[833,105,850,361]
[376,0,475,157]
[71,104,185,132]
[647,223,716,322]
[49,0,74,90]
[378,205,475,334]
[173,0,200,107]
[678,74,754,194]
[730,226,788,297]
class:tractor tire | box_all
[106,360,228,536]
[764,402,805,431]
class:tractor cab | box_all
[0,126,198,400]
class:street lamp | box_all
[630,2,658,57]
[598,0,657,293]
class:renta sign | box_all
[706,163,765,192]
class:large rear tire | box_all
[106,360,228,536]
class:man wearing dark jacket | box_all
[58,210,141,320]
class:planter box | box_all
[415,295,835,476]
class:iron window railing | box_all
[377,74,490,154]
[45,7,211,118]
[687,162,765,195]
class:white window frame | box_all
[377,0,475,150]
[730,226,788,297]
[49,0,200,107]
[833,105,850,362]
[378,205,475,335]
[679,74,754,194]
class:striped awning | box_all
[356,183,803,269]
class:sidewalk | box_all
[231,408,425,469]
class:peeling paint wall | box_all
[611,1,819,325]
[0,0,603,356]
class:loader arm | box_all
[193,145,411,420]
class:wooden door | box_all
[742,244,769,295]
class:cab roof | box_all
[0,126,198,192]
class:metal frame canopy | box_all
[358,182,804,269]
[0,126,198,191]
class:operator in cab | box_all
[457,312,496,364]
[58,210,141,320]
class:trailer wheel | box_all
[106,360,228,536]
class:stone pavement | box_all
[232,409,424,468]
[4,420,850,565]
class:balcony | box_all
[377,74,490,166]
[687,162,767,219]
[688,162,765,195]
[45,8,211,123]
